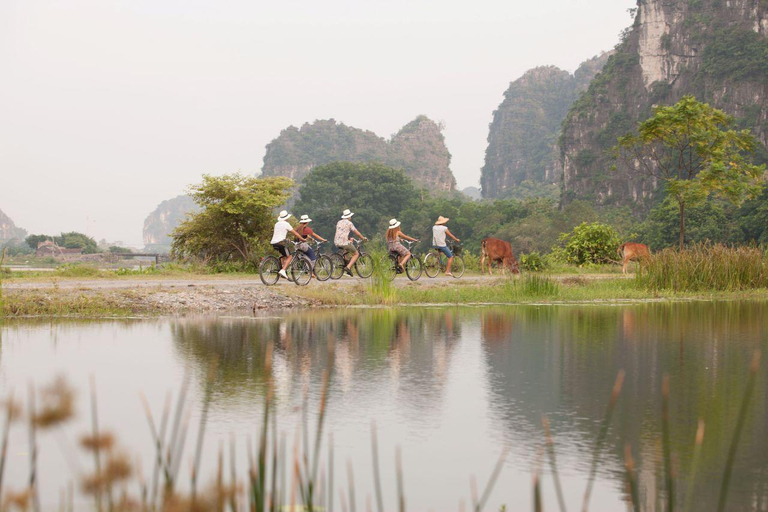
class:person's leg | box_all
[305,247,316,261]
[281,253,292,270]
[400,252,411,267]
[446,255,454,274]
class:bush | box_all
[518,252,546,272]
[555,222,622,266]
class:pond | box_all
[1,301,767,511]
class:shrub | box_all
[515,273,559,297]
[518,252,546,272]
[555,222,621,266]
[638,243,768,291]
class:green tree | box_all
[25,234,53,250]
[555,222,621,265]
[292,162,419,238]
[56,232,99,253]
[617,96,765,249]
[171,173,293,264]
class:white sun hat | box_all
[341,209,354,219]
[277,210,291,221]
[388,218,401,229]
[299,214,312,223]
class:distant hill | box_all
[261,116,456,191]
[0,208,26,242]
[142,195,199,252]
[461,186,482,200]
[481,53,611,199]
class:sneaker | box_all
[344,267,354,277]
[278,269,288,279]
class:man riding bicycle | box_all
[271,210,306,280]
[432,215,461,277]
[334,209,368,277]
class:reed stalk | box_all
[191,359,218,502]
[371,422,384,512]
[682,420,705,512]
[395,446,405,512]
[623,444,640,512]
[474,446,508,512]
[581,370,625,512]
[716,351,761,512]
[0,390,15,500]
[661,376,674,512]
[542,416,567,512]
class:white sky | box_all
[0,0,635,245]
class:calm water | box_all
[1,302,767,511]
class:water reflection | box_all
[1,301,767,511]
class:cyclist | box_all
[296,214,328,268]
[270,210,306,280]
[432,215,461,277]
[386,218,418,272]
[334,209,368,277]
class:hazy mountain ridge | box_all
[560,0,768,208]
[142,195,199,251]
[0,208,26,241]
[261,116,456,191]
[480,53,611,199]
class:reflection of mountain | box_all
[170,309,463,421]
[479,303,768,511]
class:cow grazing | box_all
[481,238,520,275]
[618,242,651,274]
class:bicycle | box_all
[259,241,314,286]
[423,241,465,278]
[311,241,333,282]
[383,239,422,281]
[329,238,374,279]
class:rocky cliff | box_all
[560,0,768,207]
[0,208,26,241]
[261,116,456,191]
[143,195,199,251]
[481,54,611,199]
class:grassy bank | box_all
[2,289,136,317]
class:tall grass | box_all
[366,249,397,305]
[639,244,768,292]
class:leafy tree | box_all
[171,173,293,263]
[617,96,765,249]
[108,246,133,254]
[555,222,622,265]
[56,232,99,253]
[292,162,419,239]
[25,234,52,250]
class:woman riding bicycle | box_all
[295,214,328,266]
[386,218,418,272]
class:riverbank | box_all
[2,273,768,317]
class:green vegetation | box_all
[639,244,768,292]
[618,96,766,248]
[25,231,99,253]
[293,162,419,238]
[554,222,621,265]
[171,173,294,266]
[702,27,768,81]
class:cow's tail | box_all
[617,242,627,256]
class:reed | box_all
[638,243,768,292]
[366,249,398,305]
[515,273,560,298]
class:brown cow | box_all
[619,242,651,274]
[481,238,520,275]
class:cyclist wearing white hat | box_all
[334,209,368,277]
[386,218,418,272]
[295,214,328,264]
[432,215,461,277]
[271,210,306,279]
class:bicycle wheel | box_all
[355,253,374,278]
[451,255,465,278]
[405,256,422,281]
[329,253,345,280]
[383,254,398,281]
[423,252,440,278]
[314,255,332,281]
[290,256,312,286]
[259,256,281,286]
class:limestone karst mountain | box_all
[0,208,26,242]
[481,53,611,199]
[560,0,768,208]
[142,195,199,251]
[261,116,456,191]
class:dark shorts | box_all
[434,245,453,258]
[272,242,290,258]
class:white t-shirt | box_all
[432,225,448,247]
[271,220,292,244]
[335,219,356,246]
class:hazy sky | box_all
[1,0,635,245]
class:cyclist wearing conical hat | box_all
[432,215,461,277]
[386,218,418,273]
[334,209,368,277]
[271,210,306,280]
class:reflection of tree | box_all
[480,302,768,511]
[171,308,464,419]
